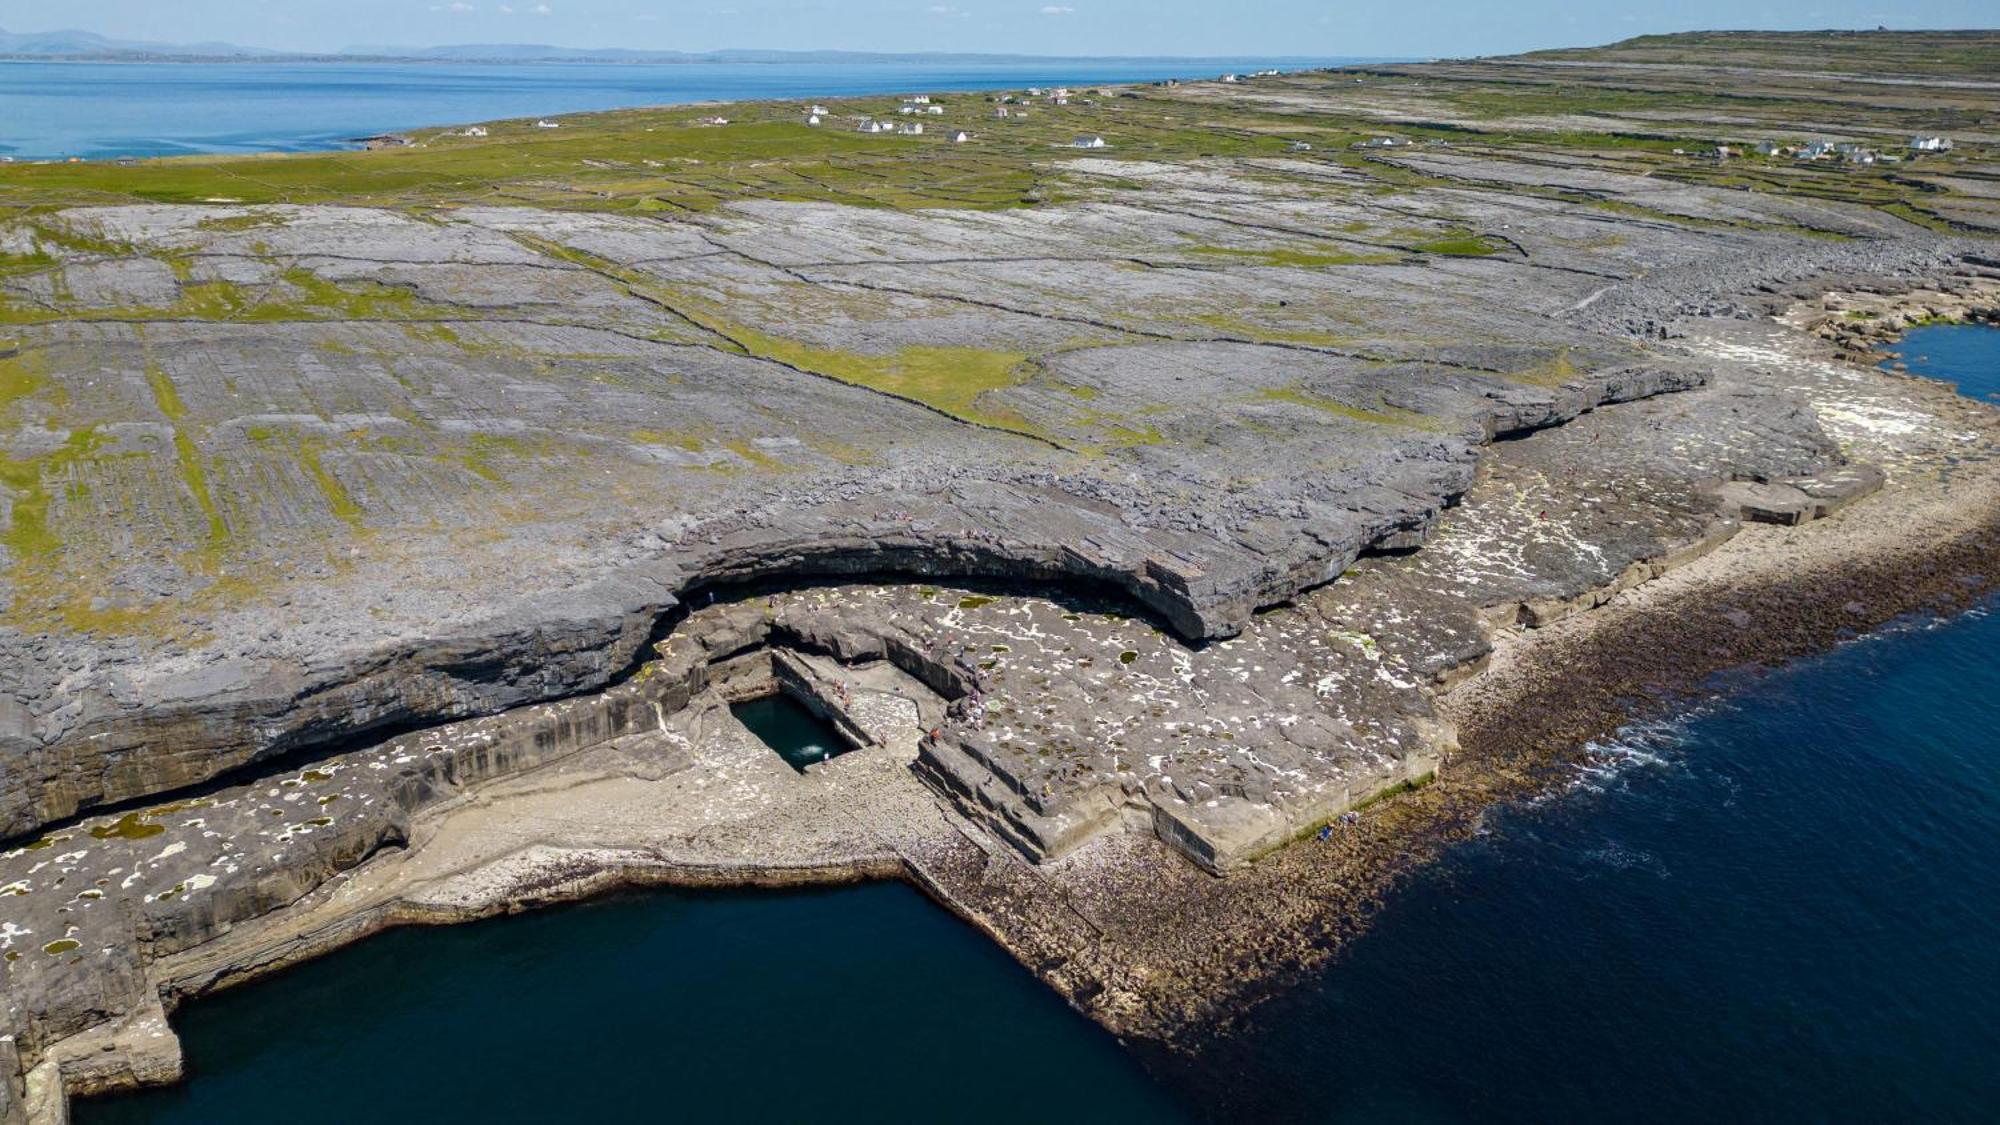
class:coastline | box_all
[11,289,1996,1124]
[4,32,1999,1119]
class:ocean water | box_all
[67,331,2000,1120]
[79,882,1188,1124]
[1887,323,2000,403]
[0,58,1356,161]
[1189,325,2000,1122]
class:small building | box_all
[699,116,730,127]
[926,105,944,115]
[1909,135,1954,153]
[809,104,830,116]
[806,114,822,127]
[534,119,562,129]
[995,107,1012,119]
[1219,73,1241,83]
[1359,135,1407,148]
[856,119,891,134]
[461,126,489,138]
[1288,141,1313,152]
[1754,141,1785,157]
[898,105,917,115]
[1799,140,1836,160]
[904,95,932,105]
[951,130,972,144]
[1843,148,1879,166]
[898,122,925,135]
[1073,134,1108,149]
[1052,96,1071,106]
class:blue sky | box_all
[1,0,1994,57]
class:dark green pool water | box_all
[731,693,850,772]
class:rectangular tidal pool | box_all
[730,693,854,772]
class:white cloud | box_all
[1040,4,1075,13]
[928,3,969,15]
[533,2,552,12]
[450,1,476,11]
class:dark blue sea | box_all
[72,342,2000,1120]
[0,58,1358,161]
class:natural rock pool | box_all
[731,694,853,773]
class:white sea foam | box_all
[1561,715,1697,797]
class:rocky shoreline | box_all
[5,35,2000,1120]
[5,271,1996,1122]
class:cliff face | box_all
[0,183,1876,844]
[5,35,2000,1114]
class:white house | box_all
[1754,141,1785,157]
[699,116,730,126]
[1288,141,1313,152]
[951,130,972,144]
[1219,73,1241,83]
[461,126,489,138]
[1073,134,1108,149]
[1799,140,1836,160]
[899,122,925,135]
[926,105,944,115]
[995,107,1012,119]
[904,95,931,105]
[1052,96,1071,106]
[809,104,830,116]
[534,119,562,129]
[898,105,917,115]
[856,119,890,134]
[807,114,822,127]
[1909,135,1954,152]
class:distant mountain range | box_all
[0,26,1343,65]
[0,26,280,58]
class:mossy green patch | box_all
[710,319,1041,439]
[1509,348,1580,387]
[1412,234,1506,257]
[1260,385,1445,431]
[89,813,166,840]
[42,939,80,955]
[1186,244,1400,268]
[146,360,228,556]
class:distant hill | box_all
[0,25,275,58]
[0,26,1340,66]
[335,44,1343,65]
